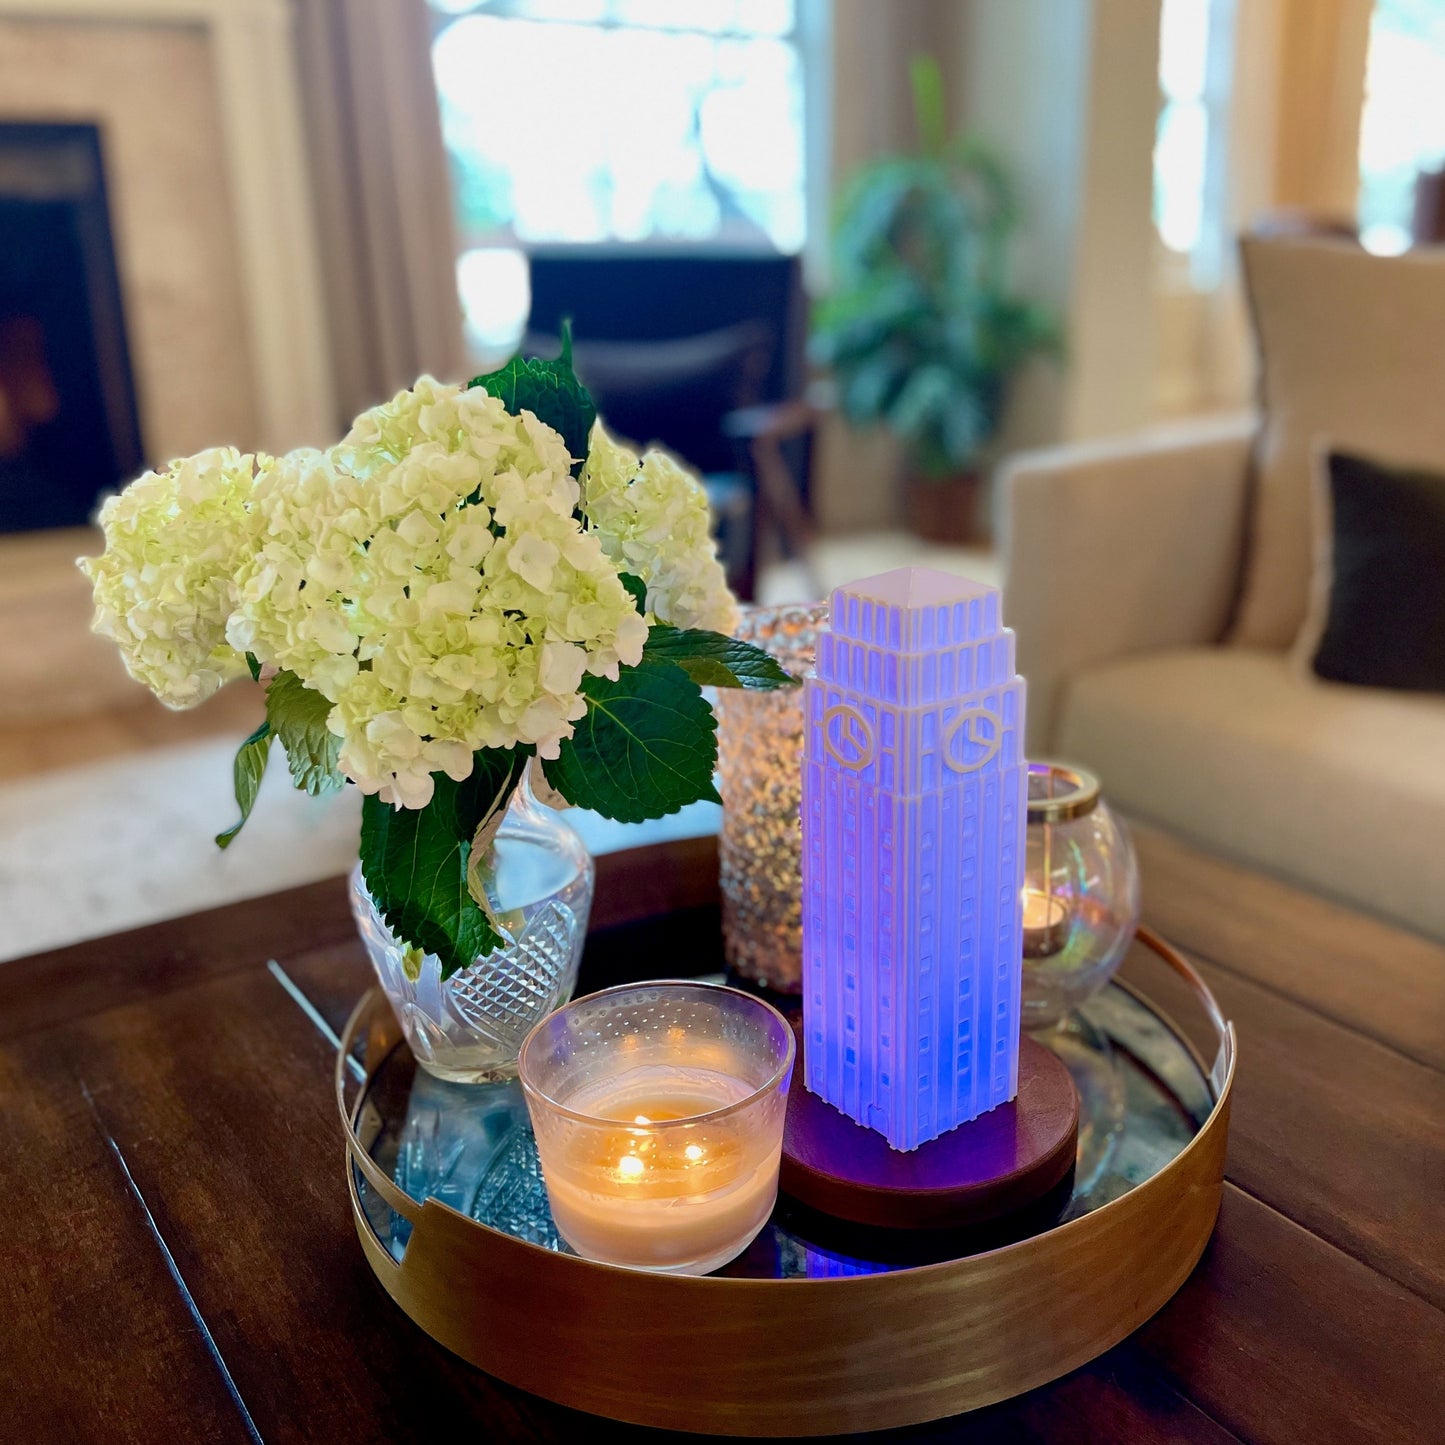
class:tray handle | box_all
[1135,923,1236,1100]
[336,989,422,1228]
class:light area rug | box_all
[0,736,720,962]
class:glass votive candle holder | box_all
[518,981,795,1275]
[1022,760,1141,1028]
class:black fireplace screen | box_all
[0,122,143,532]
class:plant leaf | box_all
[215,721,272,849]
[811,128,1058,473]
[244,652,262,682]
[619,571,648,615]
[358,746,530,981]
[543,660,721,822]
[468,323,597,474]
[642,625,795,690]
[266,670,343,797]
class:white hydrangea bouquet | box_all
[79,339,791,978]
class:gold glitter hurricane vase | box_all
[716,602,828,992]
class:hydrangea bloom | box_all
[79,447,256,707]
[580,423,739,635]
[77,379,739,815]
[225,379,646,807]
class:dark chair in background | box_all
[1414,167,1445,246]
[525,247,810,598]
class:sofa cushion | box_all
[1232,237,1445,648]
[1057,647,1445,942]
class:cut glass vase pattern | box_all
[351,775,593,1083]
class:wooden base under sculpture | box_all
[779,1031,1080,1231]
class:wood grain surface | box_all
[2,825,1442,1441]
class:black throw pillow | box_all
[1310,450,1445,691]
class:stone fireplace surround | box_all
[0,0,338,723]
[0,0,335,462]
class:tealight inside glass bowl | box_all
[518,981,795,1275]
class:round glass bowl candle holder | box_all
[518,981,795,1275]
[1022,761,1141,1028]
[715,602,828,992]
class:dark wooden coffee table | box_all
[2,823,1441,1443]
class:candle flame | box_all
[684,1144,703,1163]
[617,1154,644,1179]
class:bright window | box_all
[1358,0,1445,255]
[1154,0,1211,256]
[428,0,816,354]
[1153,0,1230,287]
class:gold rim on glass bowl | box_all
[1027,760,1101,824]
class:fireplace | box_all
[0,122,143,532]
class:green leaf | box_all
[619,571,648,615]
[543,660,721,823]
[244,652,262,682]
[358,747,530,981]
[215,721,272,849]
[642,626,796,691]
[468,323,597,473]
[265,671,343,797]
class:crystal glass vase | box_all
[350,773,594,1083]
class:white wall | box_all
[1063,0,1162,440]
[956,0,1089,450]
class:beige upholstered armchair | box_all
[1000,413,1445,944]
[1002,415,1255,756]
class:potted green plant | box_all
[811,56,1060,543]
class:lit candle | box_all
[520,983,794,1275]
[1021,886,1071,958]
[536,1065,779,1271]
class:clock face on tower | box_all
[822,704,875,771]
[943,707,1002,774]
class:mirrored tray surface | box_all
[353,980,1214,1279]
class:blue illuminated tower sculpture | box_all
[801,568,1027,1152]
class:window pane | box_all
[520,0,609,20]
[1358,0,1445,254]
[432,9,807,251]
[612,0,738,31]
[1154,98,1207,254]
[458,246,530,354]
[735,0,795,38]
[1159,0,1211,101]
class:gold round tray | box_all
[338,926,1235,1437]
